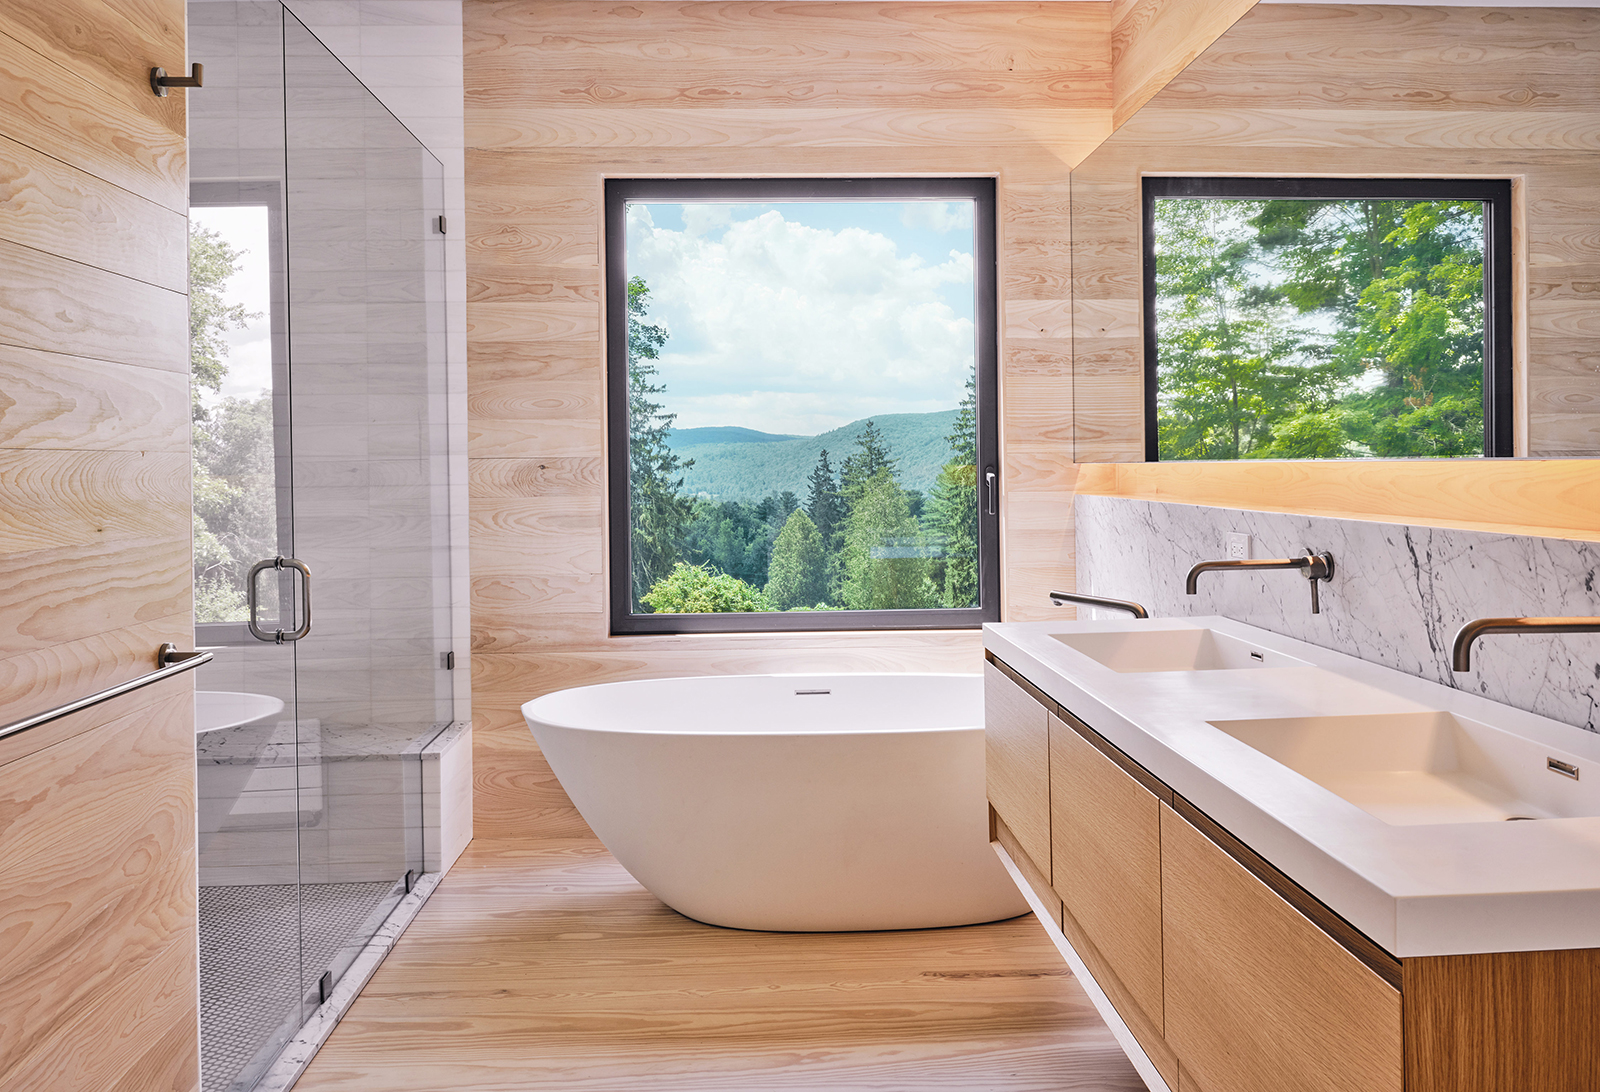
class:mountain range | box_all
[666,410,963,503]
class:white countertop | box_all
[985,616,1600,958]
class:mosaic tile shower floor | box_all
[200,881,396,1092]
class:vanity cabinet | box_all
[1161,803,1402,1092]
[1048,710,1170,1081]
[983,662,1051,884]
[985,650,1600,1092]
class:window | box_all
[605,178,999,634]
[1143,178,1513,461]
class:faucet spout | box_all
[1450,617,1600,673]
[1185,551,1335,613]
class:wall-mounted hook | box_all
[151,63,203,97]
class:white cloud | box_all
[900,201,974,233]
[627,207,975,434]
[192,205,274,405]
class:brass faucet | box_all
[1186,550,1336,614]
[1450,617,1600,672]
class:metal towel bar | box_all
[0,643,213,743]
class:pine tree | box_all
[805,449,844,549]
[926,371,979,607]
[627,276,695,608]
[838,420,898,506]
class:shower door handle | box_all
[247,557,313,643]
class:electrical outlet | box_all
[1226,533,1251,561]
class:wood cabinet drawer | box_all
[1050,715,1164,1025]
[1161,804,1402,1092]
[983,662,1051,882]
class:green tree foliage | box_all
[1155,197,1488,461]
[1154,200,1324,459]
[805,448,845,548]
[641,562,775,613]
[838,419,898,506]
[839,470,938,610]
[189,222,271,622]
[627,276,695,608]
[189,224,256,421]
[924,372,979,608]
[765,510,829,610]
[681,498,773,588]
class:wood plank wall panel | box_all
[1076,458,1600,543]
[465,1,1117,838]
[0,0,198,1087]
[1109,0,1258,130]
[1074,4,1600,463]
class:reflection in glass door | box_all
[188,4,453,1089]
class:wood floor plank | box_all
[296,837,1146,1091]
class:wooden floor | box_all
[295,836,1147,1091]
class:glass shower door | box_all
[281,10,453,1010]
[188,4,452,1089]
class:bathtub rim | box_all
[521,671,983,737]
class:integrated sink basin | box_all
[1052,627,1309,673]
[1211,711,1598,826]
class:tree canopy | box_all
[1154,196,1488,461]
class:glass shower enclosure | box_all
[187,4,453,1089]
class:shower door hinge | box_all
[405,869,418,894]
[436,214,447,234]
[442,651,455,670]
[317,970,333,1005]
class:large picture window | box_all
[605,178,999,634]
[1143,178,1514,461]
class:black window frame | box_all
[1141,176,1515,461]
[604,176,1001,636]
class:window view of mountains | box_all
[667,410,961,503]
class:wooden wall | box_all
[1110,0,1258,130]
[1077,459,1600,543]
[1073,3,1600,462]
[0,1,199,1088]
[464,0,1123,839]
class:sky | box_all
[191,204,273,406]
[625,200,977,436]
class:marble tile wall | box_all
[1074,494,1600,732]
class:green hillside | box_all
[667,426,801,446]
[669,410,963,502]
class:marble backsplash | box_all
[1074,494,1600,733]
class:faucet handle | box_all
[1300,551,1335,613]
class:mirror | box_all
[1070,3,1600,463]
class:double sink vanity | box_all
[984,616,1600,1092]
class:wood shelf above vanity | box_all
[985,648,1600,1092]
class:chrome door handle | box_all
[247,557,313,643]
[984,467,998,516]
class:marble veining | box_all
[1074,495,1600,732]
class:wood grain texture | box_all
[983,663,1052,881]
[0,1,197,1086]
[0,17,186,212]
[297,834,1143,1091]
[1404,948,1600,1092]
[1058,893,1178,1089]
[0,135,188,292]
[0,688,198,1090]
[993,812,1060,926]
[1110,0,1257,130]
[1161,804,1402,1092]
[1076,458,1600,543]
[1076,3,1600,461]
[1049,712,1164,1034]
[465,1,1115,836]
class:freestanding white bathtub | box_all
[522,673,1028,931]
